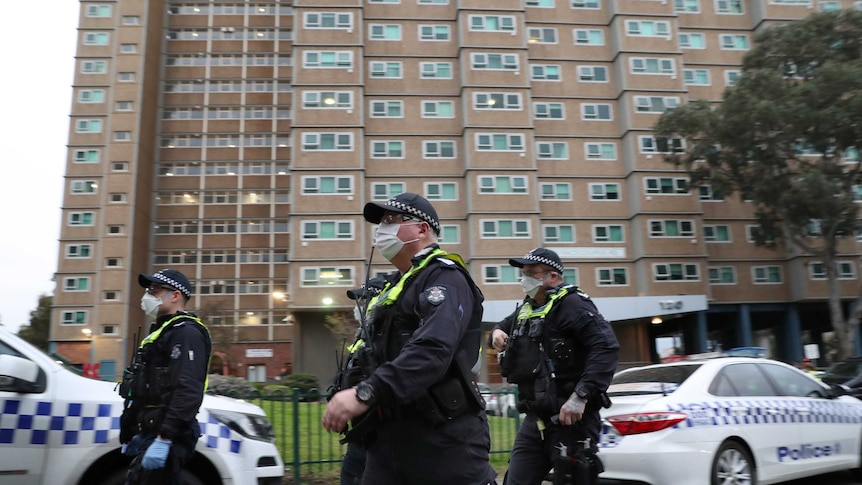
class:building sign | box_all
[246,349,273,358]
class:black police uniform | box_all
[356,245,497,485]
[491,285,619,485]
[121,311,211,485]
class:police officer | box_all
[119,269,212,485]
[322,192,497,485]
[490,249,619,485]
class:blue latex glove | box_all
[141,438,172,470]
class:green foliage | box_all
[206,374,259,398]
[281,373,321,400]
[17,294,51,351]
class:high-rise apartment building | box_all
[53,0,862,383]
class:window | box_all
[304,51,353,68]
[303,90,352,109]
[118,72,136,82]
[68,212,95,226]
[83,32,110,45]
[535,102,565,119]
[724,70,741,86]
[79,89,105,103]
[674,0,700,12]
[61,311,88,325]
[572,0,600,7]
[425,182,458,200]
[105,257,122,267]
[746,225,775,244]
[422,101,454,118]
[302,176,353,194]
[471,53,519,71]
[301,267,353,287]
[423,140,456,158]
[475,93,522,110]
[684,69,711,85]
[369,61,402,78]
[589,183,620,200]
[112,162,129,172]
[81,61,108,74]
[478,176,528,194]
[86,5,111,17]
[369,23,401,40]
[537,142,568,159]
[372,182,405,200]
[76,119,102,133]
[370,100,404,118]
[597,268,628,286]
[303,133,353,151]
[481,219,530,238]
[541,183,571,200]
[64,277,90,292]
[419,0,448,3]
[114,131,131,141]
[716,0,744,13]
[753,266,782,284]
[581,103,612,120]
[302,221,353,240]
[634,96,679,113]
[679,33,705,49]
[543,224,575,243]
[631,57,675,75]
[585,142,616,160]
[593,224,624,242]
[649,219,695,237]
[120,43,138,53]
[371,140,405,158]
[704,225,731,242]
[626,20,670,37]
[645,177,689,195]
[708,266,736,284]
[470,15,516,32]
[66,244,92,258]
[654,263,700,281]
[531,64,561,81]
[577,67,609,85]
[420,62,452,79]
[71,180,98,194]
[573,29,604,45]
[483,265,521,284]
[116,101,133,112]
[699,185,725,201]
[476,133,524,151]
[819,0,840,10]
[122,15,140,25]
[439,225,459,243]
[305,12,353,29]
[107,225,124,235]
[528,28,557,44]
[719,34,749,50]
[419,25,450,41]
[809,261,856,280]
[640,136,684,154]
[74,149,100,163]
[527,0,554,6]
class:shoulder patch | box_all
[437,258,456,266]
[576,289,591,300]
[426,286,446,305]
[170,343,182,360]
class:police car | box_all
[598,357,862,484]
[0,327,283,485]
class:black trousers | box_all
[362,411,498,485]
[126,431,197,485]
[503,413,601,485]
[341,442,367,485]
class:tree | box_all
[18,294,52,351]
[654,10,862,360]
[324,311,359,354]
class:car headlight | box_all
[208,409,276,443]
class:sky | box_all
[0,1,80,333]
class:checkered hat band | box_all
[522,253,564,273]
[386,199,440,233]
[154,273,191,297]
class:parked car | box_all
[598,357,862,485]
[821,357,862,398]
[479,383,518,417]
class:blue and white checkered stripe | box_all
[199,413,242,454]
[0,399,120,446]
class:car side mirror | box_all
[0,354,40,393]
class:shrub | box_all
[281,373,321,400]
[207,374,259,398]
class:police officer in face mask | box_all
[322,192,497,485]
[490,249,619,485]
[119,269,212,485]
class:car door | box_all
[0,342,48,484]
[759,362,860,474]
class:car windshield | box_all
[823,360,862,379]
[608,364,702,396]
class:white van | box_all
[0,327,284,485]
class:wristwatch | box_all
[355,381,377,407]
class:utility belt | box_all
[409,375,476,427]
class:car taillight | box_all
[606,412,688,435]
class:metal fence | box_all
[243,387,521,484]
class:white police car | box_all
[598,357,862,484]
[0,327,284,485]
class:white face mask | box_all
[140,292,167,318]
[374,222,419,260]
[521,275,546,298]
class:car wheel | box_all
[711,440,756,485]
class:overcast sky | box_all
[0,1,79,333]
